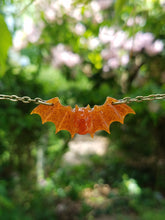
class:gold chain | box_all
[0,93,165,105]
[0,94,53,106]
[112,94,165,104]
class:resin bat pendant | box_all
[31,97,135,138]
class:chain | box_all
[0,94,53,106]
[0,93,165,106]
[112,93,165,105]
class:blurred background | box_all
[0,0,165,219]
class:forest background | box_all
[0,0,165,219]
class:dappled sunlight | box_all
[82,184,111,208]
[63,135,109,165]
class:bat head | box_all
[74,105,92,135]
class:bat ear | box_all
[86,104,90,110]
[75,105,79,111]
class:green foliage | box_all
[0,14,12,76]
[141,209,165,220]
[115,0,127,15]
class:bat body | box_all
[31,97,135,138]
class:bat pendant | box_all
[31,97,135,138]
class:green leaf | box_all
[0,14,12,77]
[115,0,127,15]
[72,0,91,6]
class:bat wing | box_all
[91,97,135,134]
[31,98,75,137]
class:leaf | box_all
[31,97,135,138]
[72,0,90,6]
[115,0,127,15]
[0,14,12,77]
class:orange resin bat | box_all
[31,97,135,138]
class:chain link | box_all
[112,93,165,104]
[0,93,165,105]
[0,94,53,106]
